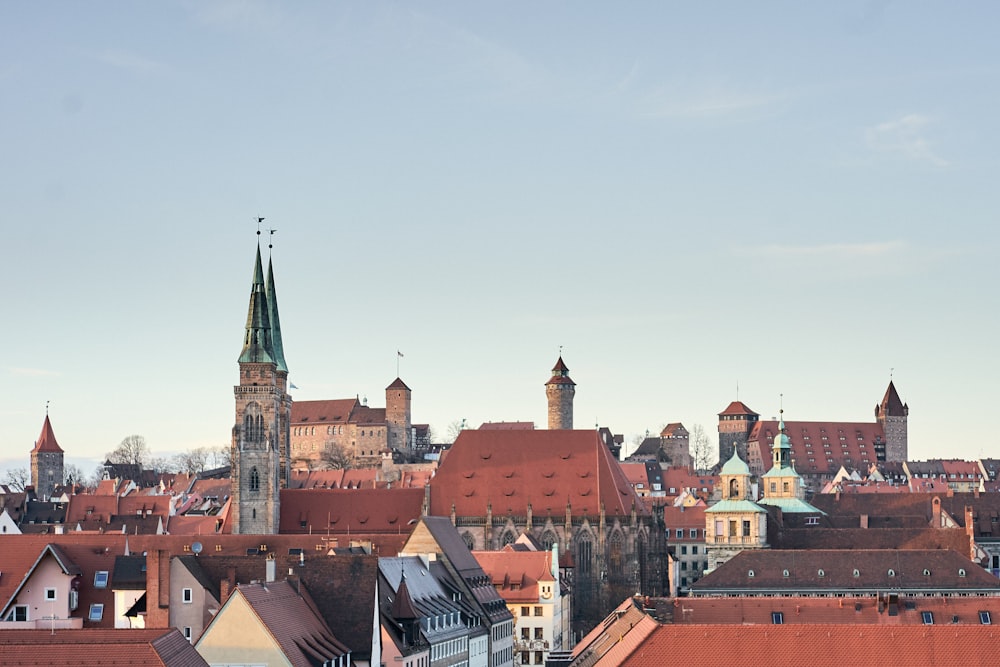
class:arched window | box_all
[461,532,475,550]
[729,478,739,498]
[541,530,558,551]
[250,467,260,492]
[576,533,593,576]
[501,530,517,547]
[608,531,624,577]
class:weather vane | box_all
[256,217,265,236]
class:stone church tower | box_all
[30,413,64,500]
[231,241,291,535]
[875,380,908,462]
[545,356,575,430]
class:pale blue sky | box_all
[2,2,998,473]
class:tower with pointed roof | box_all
[875,381,908,462]
[30,413,64,500]
[717,400,759,466]
[386,378,412,455]
[545,356,575,430]
[231,239,290,534]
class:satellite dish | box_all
[191,541,203,555]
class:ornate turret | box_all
[545,356,575,430]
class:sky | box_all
[2,1,999,476]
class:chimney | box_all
[932,496,942,527]
[220,567,237,606]
[966,506,976,562]
[266,555,276,583]
[144,550,170,628]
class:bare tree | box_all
[690,423,713,472]
[444,419,466,444]
[148,456,177,475]
[106,434,149,468]
[3,467,29,492]
[208,445,233,470]
[173,447,210,474]
[320,442,354,470]
[63,463,85,487]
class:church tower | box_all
[231,238,289,535]
[545,356,575,430]
[30,412,64,500]
[875,381,908,462]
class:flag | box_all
[397,351,404,358]
[289,382,299,389]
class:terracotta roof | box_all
[0,628,208,667]
[571,598,657,667]
[749,420,885,477]
[429,429,642,518]
[278,487,424,534]
[659,468,717,496]
[291,398,360,424]
[551,356,570,373]
[473,546,555,603]
[619,625,1000,667]
[31,415,63,453]
[690,549,999,595]
[660,423,687,437]
[718,401,758,417]
[620,463,651,487]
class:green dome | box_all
[720,449,750,476]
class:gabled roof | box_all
[749,420,885,476]
[473,547,556,603]
[0,628,209,667]
[660,423,687,437]
[691,549,1000,595]
[478,421,535,430]
[0,543,83,618]
[291,398,359,424]
[571,597,658,667]
[429,430,642,518]
[31,415,63,453]
[278,487,423,535]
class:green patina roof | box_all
[757,497,825,514]
[705,499,766,514]
[266,257,287,373]
[238,244,276,365]
[720,449,750,476]
[762,465,801,479]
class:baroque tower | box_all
[875,381,908,462]
[545,356,575,430]
[30,412,64,500]
[231,239,290,534]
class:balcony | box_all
[711,535,759,545]
[514,639,550,651]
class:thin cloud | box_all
[95,49,170,76]
[9,367,60,377]
[750,240,907,260]
[866,114,949,167]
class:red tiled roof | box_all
[749,420,885,476]
[31,415,63,453]
[718,401,758,417]
[620,463,650,487]
[620,624,1000,667]
[473,547,555,603]
[478,422,536,430]
[879,380,907,416]
[0,628,208,667]
[278,487,424,534]
[429,430,642,518]
[66,495,119,524]
[386,377,410,391]
[660,423,686,437]
[291,399,359,424]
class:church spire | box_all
[238,242,275,364]
[266,255,287,373]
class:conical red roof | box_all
[32,415,63,453]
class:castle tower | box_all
[30,413,64,500]
[545,356,575,430]
[231,240,289,534]
[875,381,908,462]
[386,377,412,454]
[717,401,759,465]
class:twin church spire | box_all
[238,240,287,372]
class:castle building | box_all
[717,401,759,464]
[30,413,64,500]
[875,380,909,462]
[230,241,291,535]
[545,356,575,430]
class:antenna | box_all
[191,541,203,555]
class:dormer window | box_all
[94,571,109,588]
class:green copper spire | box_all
[266,256,287,373]
[238,243,275,364]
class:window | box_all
[692,546,698,554]
[94,571,109,588]
[771,612,784,624]
[535,651,544,664]
[89,603,104,622]
[980,611,992,625]
[676,529,683,539]
[521,628,530,640]
[6,605,27,622]
[521,607,530,617]
[680,546,687,555]
[250,467,260,492]
[922,611,934,625]
[44,588,57,601]
[690,529,698,539]
[183,626,192,642]
[534,627,543,639]
[183,588,193,603]
[534,606,543,616]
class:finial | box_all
[890,367,894,379]
[268,228,277,250]
[46,400,50,416]
[736,380,739,401]
[256,217,265,236]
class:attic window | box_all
[88,603,104,622]
[771,612,784,624]
[959,569,967,577]
[922,611,934,625]
[817,569,825,578]
[853,569,860,578]
[923,569,931,576]
[888,569,896,577]
[94,571,109,588]
[980,611,992,625]
[782,569,789,578]
[748,570,755,578]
